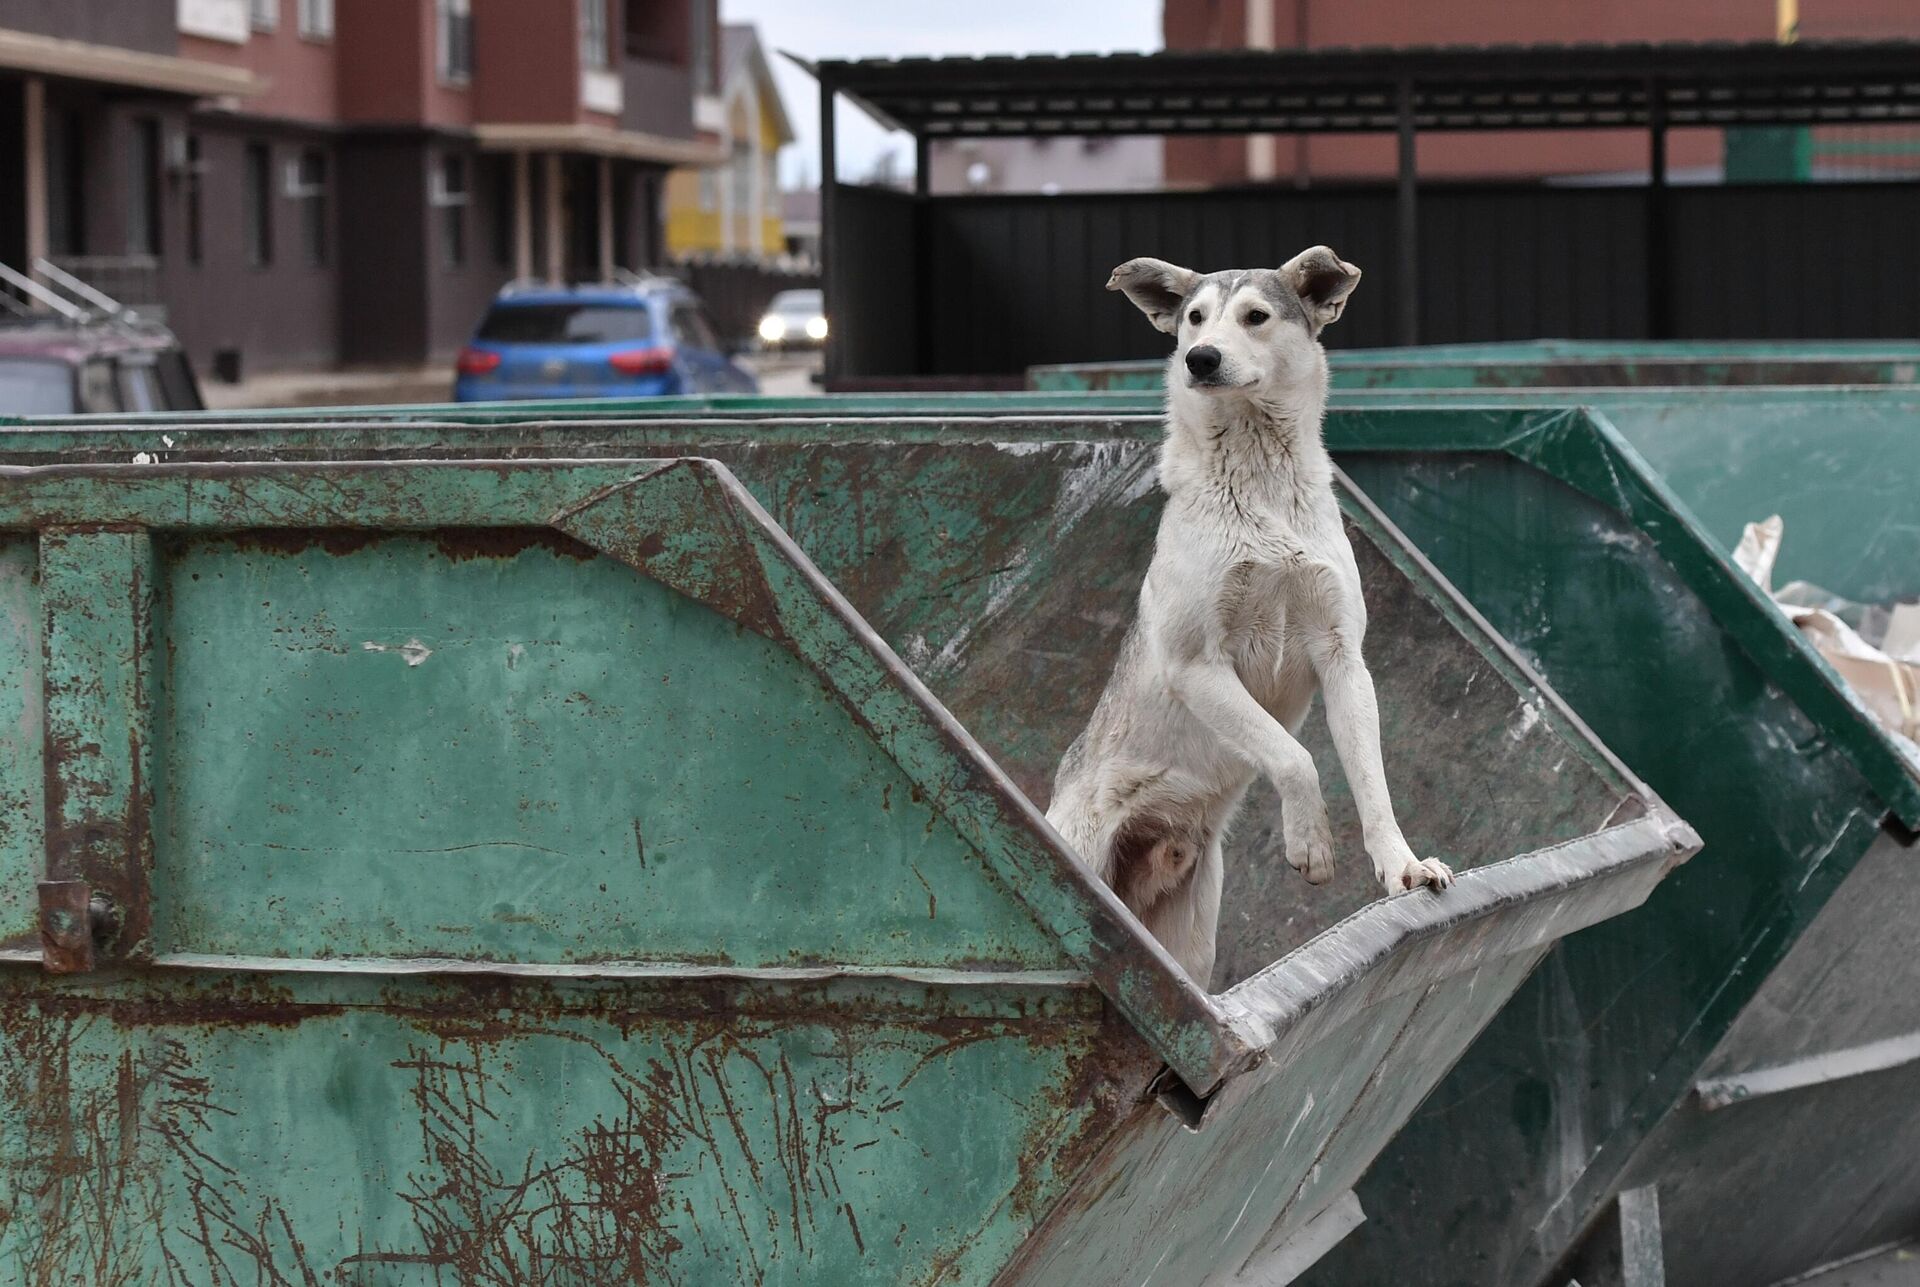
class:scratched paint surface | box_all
[151,532,1064,970]
[0,973,1118,1286]
[0,539,38,947]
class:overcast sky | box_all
[719,0,1162,188]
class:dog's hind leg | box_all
[1140,831,1224,989]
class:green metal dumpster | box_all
[1330,384,1920,608]
[1028,339,1920,392]
[36,393,1920,1286]
[0,442,1686,1284]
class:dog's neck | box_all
[1158,370,1333,523]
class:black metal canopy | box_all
[813,41,1920,138]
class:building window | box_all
[297,0,332,39]
[250,0,278,31]
[289,148,328,266]
[433,154,470,268]
[185,134,204,265]
[690,0,713,94]
[127,119,162,256]
[244,142,274,268]
[436,0,472,84]
[580,0,609,70]
[698,168,717,212]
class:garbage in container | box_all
[1735,514,1920,758]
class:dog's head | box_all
[1106,248,1360,399]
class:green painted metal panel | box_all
[1330,386,1920,605]
[0,971,1118,1286]
[38,528,156,959]
[0,447,1685,1284]
[153,532,1064,970]
[1026,341,1920,392]
[0,538,39,949]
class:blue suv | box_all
[453,278,758,402]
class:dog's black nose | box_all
[1185,345,1222,378]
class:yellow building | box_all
[665,24,794,261]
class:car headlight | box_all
[759,315,787,342]
[805,316,829,340]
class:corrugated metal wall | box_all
[827,180,1920,379]
[827,184,920,379]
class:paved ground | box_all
[741,351,822,396]
[201,365,452,411]
[1795,1244,1920,1286]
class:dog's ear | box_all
[1280,246,1361,333]
[1106,258,1199,335]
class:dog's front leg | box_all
[1167,660,1335,885]
[1311,633,1455,896]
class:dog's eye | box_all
[1245,309,1269,326]
[1188,308,1203,325]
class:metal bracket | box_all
[38,881,117,974]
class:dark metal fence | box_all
[827,179,1920,381]
[674,256,819,345]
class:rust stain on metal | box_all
[37,881,96,974]
[217,528,389,558]
[432,527,599,564]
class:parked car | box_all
[454,279,758,402]
[756,288,827,351]
[0,319,203,415]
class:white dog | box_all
[1045,248,1453,987]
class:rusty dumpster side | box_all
[0,444,1688,1284]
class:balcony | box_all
[582,66,624,116]
[621,56,693,140]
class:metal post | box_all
[1395,78,1419,347]
[597,155,614,281]
[912,133,932,376]
[512,151,532,280]
[545,151,565,283]
[23,76,47,308]
[819,78,837,385]
[1646,77,1670,339]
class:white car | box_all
[756,288,828,351]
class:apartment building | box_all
[0,0,721,374]
[1163,0,1920,187]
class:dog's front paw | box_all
[1284,802,1336,885]
[1382,856,1454,896]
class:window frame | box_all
[296,0,332,41]
[580,0,610,71]
[432,153,471,270]
[436,0,473,85]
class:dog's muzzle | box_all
[1185,345,1223,380]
